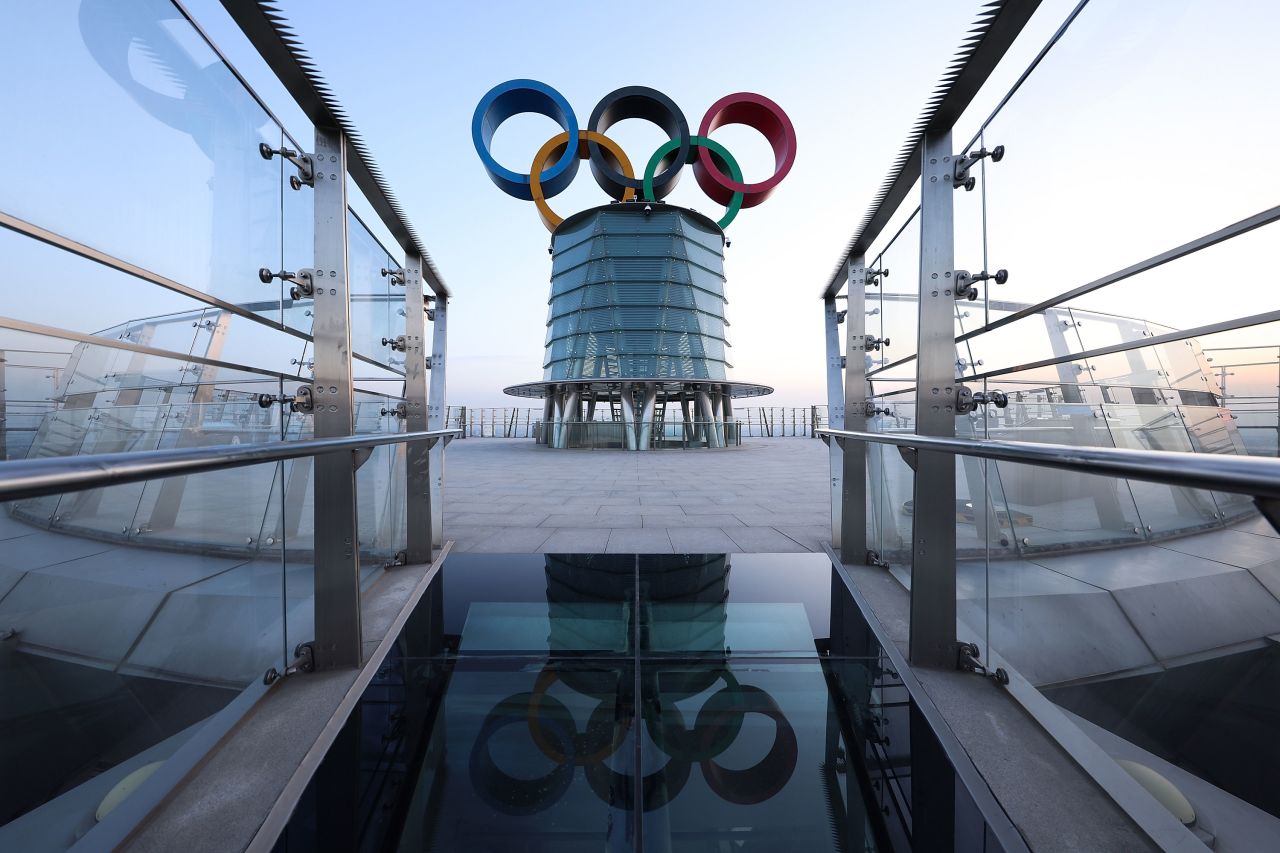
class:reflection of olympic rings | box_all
[698,684,798,805]
[528,666,630,766]
[471,80,795,232]
[468,665,798,814]
[469,692,576,816]
[643,137,744,230]
[529,131,635,231]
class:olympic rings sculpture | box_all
[473,79,796,232]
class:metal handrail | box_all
[817,428,1280,502]
[0,429,461,504]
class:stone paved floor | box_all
[441,438,831,553]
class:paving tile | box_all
[650,514,742,528]
[774,525,831,552]
[466,527,555,553]
[680,503,765,515]
[732,512,827,527]
[448,512,551,528]
[538,528,611,553]
[539,514,643,529]
[724,527,809,553]
[665,527,741,552]
[605,529,674,553]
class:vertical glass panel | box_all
[0,0,284,322]
[355,391,407,591]
[0,337,288,839]
[964,307,1083,380]
[347,212,404,369]
[1099,403,1223,536]
[980,0,1280,310]
[866,214,921,373]
[865,395,915,586]
[988,372,1146,551]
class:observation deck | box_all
[2,0,1280,852]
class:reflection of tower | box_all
[506,203,772,449]
[545,552,730,660]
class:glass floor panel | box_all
[272,553,1015,853]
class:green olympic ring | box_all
[643,136,744,230]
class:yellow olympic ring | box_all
[530,130,636,232]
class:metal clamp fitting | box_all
[259,267,315,300]
[866,267,889,287]
[955,385,1009,414]
[956,641,1009,684]
[952,144,1004,190]
[836,309,848,325]
[382,335,408,352]
[862,402,891,417]
[256,385,314,414]
[381,403,408,419]
[953,268,1008,301]
[866,336,890,352]
[258,142,315,190]
[263,642,315,684]
[381,267,406,286]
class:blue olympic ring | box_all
[472,79,579,201]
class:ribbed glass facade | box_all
[543,207,731,381]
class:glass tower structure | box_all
[505,201,771,449]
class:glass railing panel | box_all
[0,0,284,323]
[277,404,315,657]
[1179,405,1255,524]
[281,154,315,337]
[982,387,1146,553]
[865,397,915,584]
[1231,409,1280,457]
[348,212,404,370]
[978,0,1280,311]
[865,216,921,372]
[982,461,1280,836]
[1097,403,1223,537]
[962,306,1083,380]
[354,392,408,590]
[0,229,312,376]
[0,396,289,846]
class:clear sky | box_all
[7,0,1279,408]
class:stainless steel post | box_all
[310,126,361,670]
[559,388,580,449]
[620,383,638,450]
[680,397,694,444]
[427,295,448,545]
[840,258,868,564]
[824,295,844,545]
[541,388,555,445]
[910,131,959,668]
[403,254,431,563]
[0,350,6,461]
[638,382,657,449]
[722,385,734,444]
[696,388,722,448]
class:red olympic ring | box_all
[694,92,797,210]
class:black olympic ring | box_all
[587,86,689,201]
